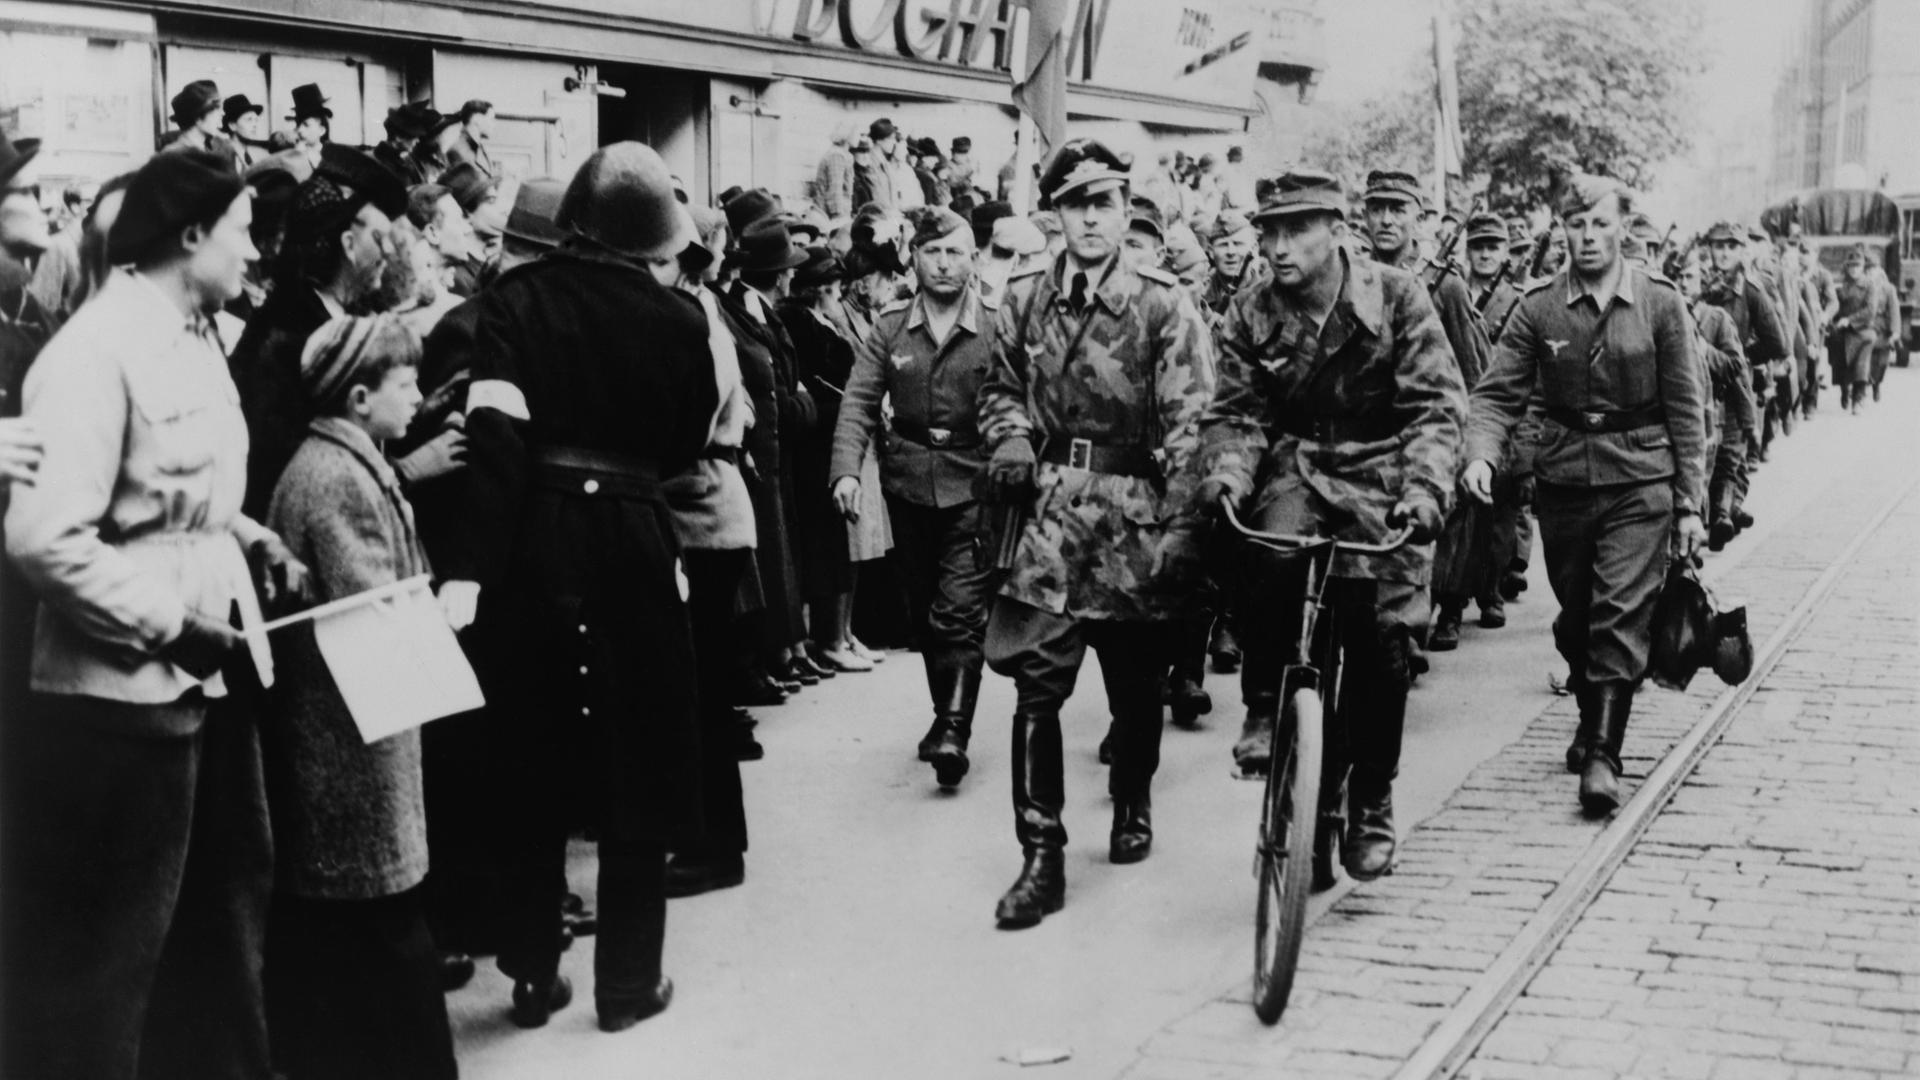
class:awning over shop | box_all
[151,0,1256,131]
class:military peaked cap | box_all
[1037,138,1129,209]
[1252,169,1346,222]
[1465,211,1508,244]
[1363,169,1423,206]
[1702,221,1745,245]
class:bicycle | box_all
[1217,497,1409,1025]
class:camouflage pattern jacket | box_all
[978,254,1217,621]
[1198,253,1467,585]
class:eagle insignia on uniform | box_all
[891,351,913,369]
[1546,338,1570,357]
[1257,354,1290,374]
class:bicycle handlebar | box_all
[1216,497,1413,554]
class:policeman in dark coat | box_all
[831,207,998,788]
[1198,170,1465,882]
[976,140,1216,928]
[1463,176,1708,816]
[438,143,718,1033]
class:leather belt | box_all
[531,445,661,499]
[1545,404,1666,433]
[1039,437,1158,478]
[893,417,980,450]
[1273,413,1401,444]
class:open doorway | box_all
[596,62,708,206]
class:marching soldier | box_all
[1199,169,1466,882]
[1701,220,1789,530]
[975,139,1215,929]
[1463,176,1707,816]
[830,207,999,789]
[1360,169,1489,659]
[1468,212,1523,340]
[1670,247,1755,550]
[1200,210,1269,323]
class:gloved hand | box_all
[161,611,242,680]
[984,437,1037,506]
[248,533,312,609]
[1386,492,1444,544]
[392,426,468,486]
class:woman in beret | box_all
[3,148,309,1079]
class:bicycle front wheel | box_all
[1252,686,1324,1024]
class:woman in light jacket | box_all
[2,150,308,1079]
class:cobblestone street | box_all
[440,380,1920,1080]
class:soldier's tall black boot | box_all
[1107,695,1165,865]
[915,652,945,762]
[1579,681,1631,816]
[1168,617,1213,730]
[1567,680,1600,773]
[996,709,1066,929]
[1342,694,1406,882]
[926,655,981,788]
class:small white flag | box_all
[290,575,484,744]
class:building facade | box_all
[1768,0,1920,195]
[2,0,1323,211]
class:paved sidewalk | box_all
[1463,491,1920,1080]
[1123,388,1920,1079]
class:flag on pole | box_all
[1432,0,1465,179]
[1014,0,1070,159]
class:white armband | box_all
[466,379,529,421]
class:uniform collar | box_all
[906,281,982,337]
[1053,252,1129,316]
[1339,250,1386,337]
[1564,260,1634,308]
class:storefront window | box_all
[0,15,155,188]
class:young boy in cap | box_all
[976,138,1216,928]
[261,312,456,1079]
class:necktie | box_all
[1068,271,1089,315]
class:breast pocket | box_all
[125,361,223,489]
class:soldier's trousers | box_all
[1235,486,1420,792]
[886,495,995,689]
[984,600,1174,850]
[1709,428,1749,527]
[1536,479,1672,689]
[1488,472,1532,596]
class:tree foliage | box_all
[1301,0,1706,215]
[1458,0,1706,209]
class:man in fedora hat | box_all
[222,93,271,171]
[1198,168,1466,882]
[164,79,242,174]
[374,102,441,187]
[976,138,1216,928]
[436,143,715,1034]
[288,83,332,170]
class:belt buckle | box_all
[928,427,952,447]
[1068,437,1093,470]
[1583,411,1605,431]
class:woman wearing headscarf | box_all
[3,149,308,1080]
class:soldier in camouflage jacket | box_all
[1196,169,1466,884]
[974,139,1216,930]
